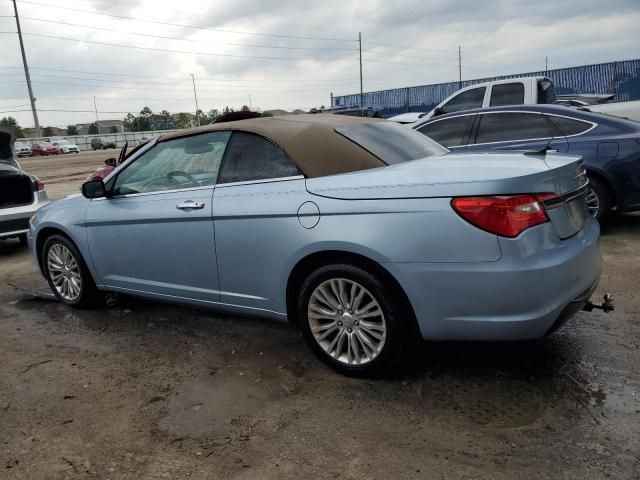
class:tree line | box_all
[1,104,276,138]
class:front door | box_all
[86,131,231,304]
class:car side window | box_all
[218,132,301,184]
[441,87,485,114]
[548,116,593,136]
[473,112,557,144]
[489,83,525,107]
[417,115,474,147]
[113,131,231,195]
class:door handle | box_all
[547,149,559,153]
[176,201,205,210]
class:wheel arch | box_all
[586,167,616,208]
[35,226,84,275]
[285,250,419,335]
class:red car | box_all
[31,143,60,156]
[86,139,152,181]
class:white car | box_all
[54,140,80,154]
[1,130,49,244]
[14,141,32,157]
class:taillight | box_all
[451,194,555,238]
[34,179,45,191]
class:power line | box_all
[0,66,385,85]
[14,16,359,52]
[16,0,358,42]
[0,31,357,62]
[363,41,456,53]
[1,72,365,89]
[363,56,456,68]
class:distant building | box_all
[76,119,124,135]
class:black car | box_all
[91,138,117,150]
[413,104,640,221]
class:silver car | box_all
[1,130,49,244]
[28,115,601,375]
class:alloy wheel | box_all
[307,278,387,366]
[585,187,600,218]
[47,243,82,302]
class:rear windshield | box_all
[335,122,448,165]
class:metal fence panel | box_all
[334,59,640,117]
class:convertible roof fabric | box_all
[158,114,386,178]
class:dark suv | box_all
[91,138,117,150]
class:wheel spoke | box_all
[47,243,82,302]
[307,277,387,367]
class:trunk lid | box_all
[306,151,589,239]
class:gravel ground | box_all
[0,154,638,479]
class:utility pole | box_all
[330,92,333,109]
[358,32,363,113]
[545,56,548,74]
[190,73,200,126]
[458,45,462,87]
[93,96,100,134]
[12,0,40,137]
[249,94,252,110]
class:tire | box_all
[297,263,408,376]
[586,176,613,223]
[18,234,28,247]
[42,234,102,308]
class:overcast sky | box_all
[1,0,639,128]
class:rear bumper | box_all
[0,191,49,239]
[384,218,602,341]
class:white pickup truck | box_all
[423,76,640,122]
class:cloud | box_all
[0,0,638,128]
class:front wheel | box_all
[297,264,408,376]
[42,235,102,308]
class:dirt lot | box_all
[1,153,639,479]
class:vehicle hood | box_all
[306,151,585,199]
[39,192,87,212]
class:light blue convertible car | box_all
[28,114,601,375]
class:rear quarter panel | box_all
[212,178,501,316]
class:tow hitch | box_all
[583,293,615,313]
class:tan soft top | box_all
[158,114,386,178]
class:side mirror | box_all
[104,157,117,167]
[433,107,444,116]
[82,179,106,199]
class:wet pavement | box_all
[0,215,639,479]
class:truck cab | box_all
[426,77,556,120]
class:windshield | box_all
[335,122,448,165]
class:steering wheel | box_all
[167,170,195,185]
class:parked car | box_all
[87,139,153,181]
[424,76,640,123]
[1,130,49,245]
[53,140,80,154]
[14,141,32,157]
[412,104,640,221]
[29,115,601,375]
[31,142,59,156]
[387,112,428,124]
[91,138,117,150]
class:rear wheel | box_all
[297,264,407,376]
[586,176,613,222]
[42,235,102,308]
